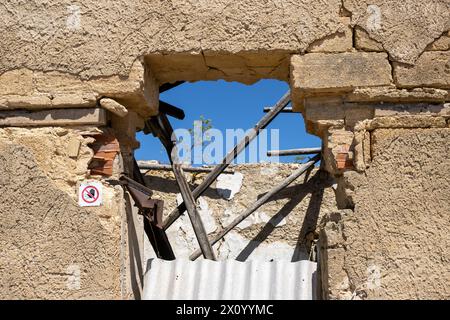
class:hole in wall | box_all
[135,79,322,165]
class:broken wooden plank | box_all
[0,108,107,127]
[159,81,185,93]
[189,154,321,261]
[159,101,185,120]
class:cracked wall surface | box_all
[320,128,450,299]
[0,128,124,299]
[1,0,448,79]
[343,0,450,64]
[0,0,346,79]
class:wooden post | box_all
[172,164,216,260]
[189,154,321,261]
[162,91,292,230]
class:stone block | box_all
[394,52,450,89]
[354,27,383,52]
[307,17,353,53]
[291,53,392,94]
[426,31,450,51]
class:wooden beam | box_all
[159,81,185,93]
[149,113,216,260]
[189,154,321,261]
[159,100,185,120]
[172,164,216,260]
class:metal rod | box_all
[267,148,322,157]
[172,164,217,260]
[263,106,293,113]
[138,162,235,174]
[189,154,321,261]
[162,91,292,230]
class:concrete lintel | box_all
[0,108,107,127]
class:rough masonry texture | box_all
[0,0,449,300]
[321,128,450,299]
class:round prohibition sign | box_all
[81,185,100,204]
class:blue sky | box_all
[135,79,321,164]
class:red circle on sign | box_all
[81,186,99,204]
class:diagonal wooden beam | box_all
[172,164,216,260]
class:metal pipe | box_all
[162,91,292,230]
[263,107,293,113]
[189,154,321,261]
[267,148,322,157]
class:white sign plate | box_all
[78,182,103,207]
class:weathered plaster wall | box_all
[0,127,126,299]
[1,1,449,115]
[142,164,340,262]
[2,0,448,78]
[0,122,145,299]
[320,127,450,300]
[0,0,346,78]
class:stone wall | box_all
[0,115,145,299]
[320,127,450,299]
[0,0,449,300]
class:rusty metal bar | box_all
[121,160,176,260]
[189,154,321,261]
[162,91,292,230]
[267,147,322,157]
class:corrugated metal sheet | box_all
[143,259,317,300]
